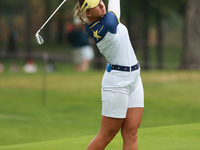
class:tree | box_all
[43,0,52,43]
[121,0,184,69]
[121,0,151,69]
[56,0,70,43]
[150,0,185,69]
[180,0,200,69]
[25,0,31,56]
[142,0,150,69]
[155,12,164,69]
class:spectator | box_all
[23,58,38,73]
[0,62,4,73]
[67,17,94,72]
[7,28,18,56]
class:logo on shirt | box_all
[92,29,102,41]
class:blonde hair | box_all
[73,2,90,23]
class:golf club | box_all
[35,0,67,45]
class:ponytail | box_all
[73,2,90,23]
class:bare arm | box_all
[108,0,120,19]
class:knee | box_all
[121,127,138,142]
[101,129,119,143]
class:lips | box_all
[102,7,106,13]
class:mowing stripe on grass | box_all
[0,122,199,150]
[138,122,200,150]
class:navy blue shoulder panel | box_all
[85,12,119,43]
[102,11,119,34]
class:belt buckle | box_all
[106,63,112,72]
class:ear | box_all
[85,10,91,17]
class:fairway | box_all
[0,66,200,149]
[0,123,199,150]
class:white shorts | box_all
[73,45,94,64]
[101,68,144,118]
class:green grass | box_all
[0,64,200,149]
[0,123,199,150]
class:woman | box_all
[74,0,144,149]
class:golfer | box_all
[74,0,144,149]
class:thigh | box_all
[99,115,124,137]
[86,116,124,150]
[121,108,143,133]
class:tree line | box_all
[0,0,200,69]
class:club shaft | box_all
[39,0,66,30]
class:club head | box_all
[35,31,44,45]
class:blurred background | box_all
[0,0,199,70]
[0,0,200,149]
